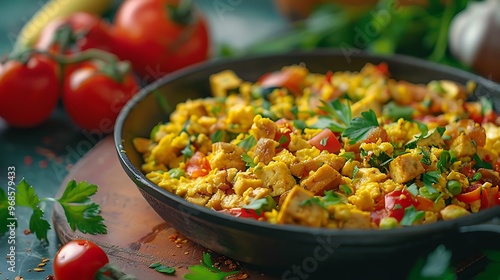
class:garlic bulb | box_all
[449,0,500,81]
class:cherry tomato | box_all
[415,196,434,211]
[113,0,210,83]
[186,151,211,178]
[481,186,499,209]
[219,208,265,220]
[62,60,139,132]
[308,128,342,154]
[53,239,109,280]
[258,67,306,96]
[456,184,482,204]
[35,12,113,54]
[0,54,59,127]
[383,189,419,222]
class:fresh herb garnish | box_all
[400,205,425,226]
[211,129,224,143]
[422,171,440,195]
[473,153,493,169]
[342,109,379,144]
[319,99,352,128]
[340,185,352,195]
[242,153,256,168]
[299,197,325,209]
[242,195,276,215]
[407,183,419,196]
[150,122,162,140]
[184,252,240,280]
[1,179,106,241]
[361,149,393,172]
[323,190,346,206]
[237,135,257,151]
[383,101,414,121]
[149,262,176,274]
[437,150,456,173]
[352,165,360,179]
[168,168,186,179]
[420,148,432,166]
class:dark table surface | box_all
[1,1,500,280]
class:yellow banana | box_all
[13,0,114,52]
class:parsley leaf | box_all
[437,150,456,173]
[16,179,40,209]
[29,208,51,241]
[319,99,352,127]
[383,101,414,121]
[150,122,162,141]
[58,180,98,203]
[299,197,325,209]
[400,205,425,226]
[473,153,493,169]
[168,168,186,179]
[310,117,346,132]
[323,190,346,206]
[422,171,440,194]
[242,195,276,215]
[342,109,379,144]
[61,203,106,234]
[237,135,257,151]
[242,153,256,168]
[184,252,239,280]
[3,179,107,243]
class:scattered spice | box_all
[38,262,46,267]
[33,267,45,272]
[24,229,31,235]
[14,276,24,280]
[24,155,33,166]
[42,257,50,263]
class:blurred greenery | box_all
[222,0,476,72]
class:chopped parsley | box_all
[237,135,257,151]
[242,153,256,168]
[2,179,106,241]
[342,109,379,144]
[242,195,276,215]
[400,205,425,226]
[422,171,440,195]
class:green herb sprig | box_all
[1,178,106,242]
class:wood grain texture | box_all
[52,135,274,279]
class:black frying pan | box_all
[114,50,500,279]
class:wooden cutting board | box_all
[52,135,274,279]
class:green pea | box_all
[419,187,440,200]
[446,180,462,196]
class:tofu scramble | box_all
[133,63,500,229]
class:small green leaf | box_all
[323,190,346,206]
[400,205,425,226]
[149,262,162,268]
[422,171,440,194]
[242,153,256,168]
[383,102,414,120]
[150,123,162,140]
[16,179,40,209]
[237,135,257,151]
[29,208,50,241]
[340,185,352,195]
[58,180,98,204]
[473,153,493,169]
[155,265,176,274]
[243,195,276,215]
[60,202,107,234]
[211,130,224,143]
[342,109,379,144]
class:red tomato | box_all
[62,60,139,132]
[307,128,342,154]
[113,0,210,83]
[383,189,419,222]
[186,151,211,178]
[258,68,306,96]
[415,196,434,211]
[0,54,59,127]
[481,186,499,209]
[219,208,264,220]
[456,184,482,204]
[35,12,113,54]
[53,239,109,280]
